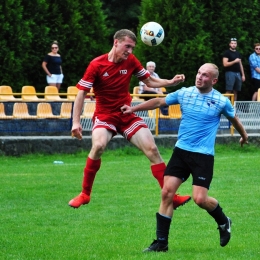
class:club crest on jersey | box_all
[207,99,216,107]
[120,70,127,74]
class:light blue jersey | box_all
[249,52,260,80]
[165,86,235,155]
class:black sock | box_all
[156,212,171,244]
[207,204,228,225]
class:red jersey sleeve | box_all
[132,55,150,81]
[76,62,97,92]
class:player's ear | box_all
[114,39,118,47]
[212,78,218,85]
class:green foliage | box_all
[204,0,260,98]
[0,0,33,87]
[1,0,260,101]
[134,0,260,100]
[0,146,260,259]
[101,0,141,43]
[43,0,110,91]
[0,0,109,93]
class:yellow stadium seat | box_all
[148,109,156,118]
[0,86,18,100]
[22,86,42,101]
[21,86,41,101]
[132,86,144,101]
[44,86,67,101]
[0,102,13,119]
[67,86,79,101]
[168,104,182,119]
[81,101,96,118]
[37,103,60,118]
[13,103,37,119]
[159,104,182,119]
[161,87,167,93]
[60,102,73,118]
[148,104,182,119]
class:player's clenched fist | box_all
[71,124,83,140]
[172,74,185,86]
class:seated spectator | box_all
[139,61,168,115]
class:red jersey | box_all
[76,53,150,113]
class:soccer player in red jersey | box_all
[69,29,191,209]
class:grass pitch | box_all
[0,144,259,260]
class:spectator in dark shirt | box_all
[42,41,64,91]
[222,38,245,101]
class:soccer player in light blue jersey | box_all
[121,63,248,252]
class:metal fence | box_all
[80,101,235,135]
[80,101,156,132]
[1,100,259,135]
[235,101,260,131]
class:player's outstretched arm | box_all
[121,98,167,114]
[142,74,185,89]
[228,116,248,147]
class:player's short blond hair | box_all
[114,29,137,43]
[204,63,219,78]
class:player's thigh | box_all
[89,128,113,157]
[130,127,156,149]
[163,175,183,195]
[130,127,162,161]
[192,185,209,204]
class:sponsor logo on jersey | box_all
[103,72,109,77]
[119,70,127,74]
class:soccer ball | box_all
[140,22,165,46]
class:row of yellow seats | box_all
[0,102,73,119]
[132,86,167,101]
[132,86,181,119]
[0,86,87,101]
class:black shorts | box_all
[252,78,260,92]
[164,147,214,189]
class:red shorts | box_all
[92,111,148,140]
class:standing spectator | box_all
[121,63,248,252]
[139,61,168,115]
[42,41,64,91]
[68,29,191,210]
[223,38,245,101]
[249,43,260,101]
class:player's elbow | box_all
[158,98,167,107]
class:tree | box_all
[204,0,260,100]
[0,0,109,92]
[101,0,141,43]
[134,0,260,100]
[0,0,45,89]
[133,0,212,92]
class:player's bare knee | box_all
[91,142,106,156]
[161,187,173,201]
[149,144,160,156]
[193,195,207,208]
